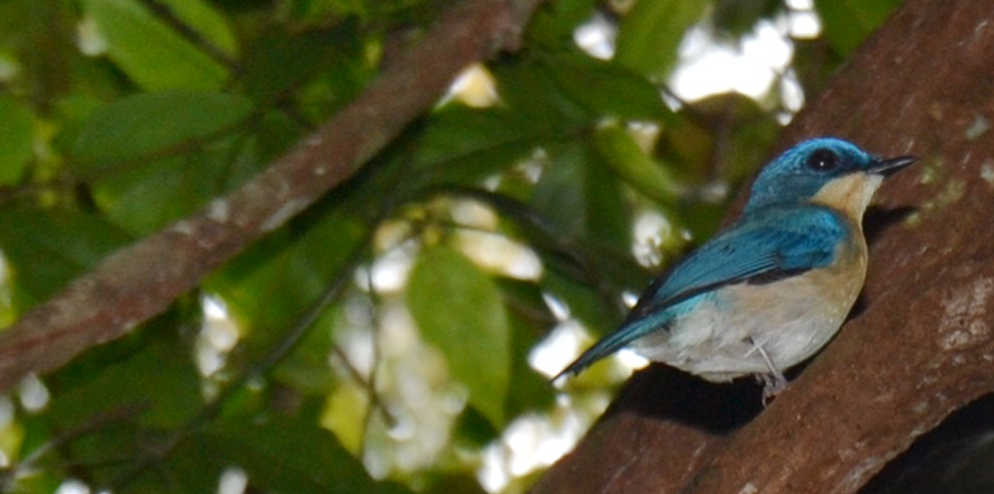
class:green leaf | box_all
[152,436,225,494]
[407,245,511,427]
[540,54,671,122]
[528,143,649,330]
[205,414,414,494]
[615,0,711,79]
[253,109,307,164]
[460,278,555,423]
[815,0,905,56]
[156,0,239,56]
[240,24,360,103]
[48,342,202,429]
[73,90,253,170]
[452,406,500,449]
[90,133,259,235]
[500,281,556,419]
[84,0,232,91]
[592,123,684,205]
[531,142,630,252]
[271,306,340,395]
[525,0,598,50]
[36,328,203,490]
[492,59,587,126]
[410,105,554,187]
[0,207,132,301]
[0,96,34,185]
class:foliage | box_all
[0,0,904,492]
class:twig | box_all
[331,341,397,427]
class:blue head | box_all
[744,138,915,217]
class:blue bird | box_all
[555,138,914,398]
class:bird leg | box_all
[748,338,788,405]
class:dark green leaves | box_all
[495,54,670,124]
[73,91,253,170]
[408,245,511,427]
[615,0,711,79]
[526,0,598,50]
[412,105,553,187]
[0,96,34,185]
[48,342,202,429]
[410,54,670,191]
[529,142,648,328]
[593,123,683,205]
[532,143,629,252]
[539,54,671,122]
[203,415,415,494]
[240,24,367,108]
[0,208,132,301]
[84,0,235,90]
[71,91,270,234]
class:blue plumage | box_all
[648,206,847,306]
[555,138,914,396]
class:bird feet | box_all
[757,372,788,405]
[749,338,788,406]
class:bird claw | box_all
[749,337,788,406]
[758,372,788,406]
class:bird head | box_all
[745,137,916,219]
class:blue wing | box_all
[555,206,851,379]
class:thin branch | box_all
[0,0,549,393]
[331,341,397,427]
[359,260,390,458]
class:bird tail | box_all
[552,316,664,382]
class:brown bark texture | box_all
[530,0,994,493]
[0,0,548,393]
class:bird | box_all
[554,137,915,399]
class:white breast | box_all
[631,237,867,382]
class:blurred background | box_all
[0,0,925,493]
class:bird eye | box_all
[806,149,838,171]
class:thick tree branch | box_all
[532,0,994,493]
[0,0,548,393]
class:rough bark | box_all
[0,0,548,393]
[531,0,994,493]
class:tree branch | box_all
[0,0,548,393]
[532,0,994,492]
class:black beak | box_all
[869,155,916,176]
